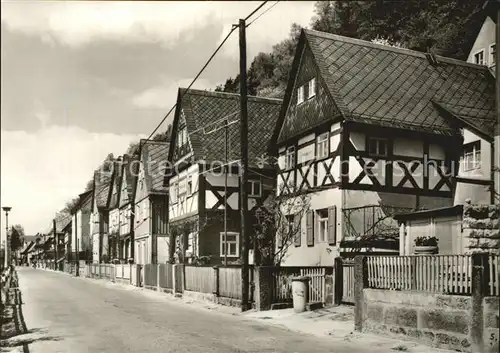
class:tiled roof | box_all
[176,88,282,168]
[140,140,169,194]
[109,159,123,209]
[23,235,38,242]
[95,171,113,208]
[119,154,139,207]
[46,213,72,234]
[279,29,496,141]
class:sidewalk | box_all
[240,306,454,353]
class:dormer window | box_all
[308,78,316,99]
[474,50,485,65]
[285,146,295,169]
[296,78,317,105]
[177,126,187,147]
[368,137,388,157]
[297,86,304,104]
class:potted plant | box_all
[414,236,439,255]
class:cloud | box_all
[0,126,144,234]
[1,1,315,55]
[132,78,215,109]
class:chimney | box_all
[425,38,439,66]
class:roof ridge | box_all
[179,87,283,104]
[139,139,170,146]
[303,29,490,71]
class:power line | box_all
[246,1,280,27]
[139,25,239,152]
[244,1,269,21]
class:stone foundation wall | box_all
[463,202,500,254]
[483,297,499,353]
[361,289,500,353]
[363,289,472,351]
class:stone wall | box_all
[361,289,499,353]
[483,297,499,353]
[462,202,500,254]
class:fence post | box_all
[354,255,368,332]
[470,253,489,353]
[254,266,273,311]
[411,256,417,290]
[334,257,343,305]
[213,266,220,298]
[157,264,161,292]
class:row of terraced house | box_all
[20,11,499,270]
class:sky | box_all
[0,0,316,236]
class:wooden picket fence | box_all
[272,267,332,304]
[185,266,215,294]
[366,254,500,296]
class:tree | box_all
[215,1,484,97]
[10,225,24,264]
[61,197,80,214]
[151,124,173,142]
[252,185,311,266]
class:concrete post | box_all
[156,264,161,292]
[213,266,220,297]
[470,253,489,353]
[254,266,273,311]
[354,255,368,332]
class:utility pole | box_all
[53,218,57,271]
[224,119,229,267]
[495,1,500,200]
[238,18,250,312]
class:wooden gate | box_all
[334,258,355,304]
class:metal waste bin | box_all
[291,276,310,313]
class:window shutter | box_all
[328,206,337,245]
[306,210,314,246]
[293,216,301,247]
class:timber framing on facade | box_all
[271,29,496,265]
[163,88,282,265]
[133,139,169,265]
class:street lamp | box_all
[2,206,12,269]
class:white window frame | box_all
[297,85,304,104]
[316,209,328,243]
[368,137,388,157]
[220,232,239,258]
[285,146,295,170]
[308,78,316,99]
[463,141,481,171]
[316,132,329,159]
[247,180,262,197]
[171,181,179,203]
[474,49,485,65]
[489,44,496,67]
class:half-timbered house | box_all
[71,190,92,263]
[272,29,496,266]
[117,154,139,262]
[90,170,112,263]
[164,88,281,265]
[133,140,169,265]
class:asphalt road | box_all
[7,267,372,353]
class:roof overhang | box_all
[394,204,463,222]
